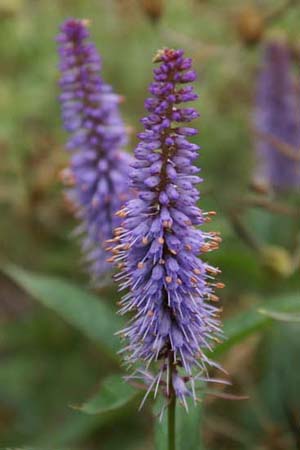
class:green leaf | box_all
[76,374,138,415]
[258,308,300,322]
[33,410,108,447]
[213,292,300,357]
[4,448,46,450]
[155,400,204,450]
[153,292,299,450]
[154,407,167,450]
[4,448,60,450]
[3,265,122,357]
[176,403,204,450]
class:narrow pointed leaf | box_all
[76,374,139,415]
[155,400,204,450]
[258,308,300,322]
[213,292,300,357]
[3,265,122,357]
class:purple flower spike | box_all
[253,39,300,191]
[57,19,131,281]
[111,48,224,409]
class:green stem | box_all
[168,391,176,450]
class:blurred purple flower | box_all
[111,48,224,409]
[57,18,131,281]
[253,39,300,191]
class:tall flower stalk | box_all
[57,18,131,281]
[110,48,224,437]
[253,38,300,191]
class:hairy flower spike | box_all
[57,18,131,281]
[112,48,224,409]
[253,39,300,191]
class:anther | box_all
[106,256,115,263]
[212,336,222,343]
[162,220,172,228]
[114,227,124,236]
[59,168,75,186]
[116,209,127,218]
[200,244,210,252]
[107,237,118,243]
[206,266,221,274]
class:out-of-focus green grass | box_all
[1,0,300,449]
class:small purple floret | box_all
[111,48,224,409]
[57,18,131,281]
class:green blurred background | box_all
[0,0,300,449]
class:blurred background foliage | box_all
[0,0,300,449]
